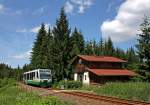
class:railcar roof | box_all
[23,69,51,74]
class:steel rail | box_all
[61,91,150,105]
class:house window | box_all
[85,75,86,80]
[79,59,82,64]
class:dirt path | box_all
[18,83,116,105]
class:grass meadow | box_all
[0,78,72,105]
[80,82,150,102]
[1,78,150,104]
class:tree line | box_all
[0,8,150,82]
[28,8,139,82]
[0,63,24,80]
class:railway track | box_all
[60,91,150,105]
[40,87,150,105]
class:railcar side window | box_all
[33,72,35,78]
[40,70,51,79]
[27,74,29,80]
[25,74,27,80]
[32,73,34,80]
[31,73,33,80]
[30,73,32,80]
[37,72,39,78]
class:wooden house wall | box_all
[88,62,123,69]
[74,59,124,73]
[74,63,85,73]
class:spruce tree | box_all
[104,37,115,56]
[114,47,126,60]
[70,28,84,56]
[46,27,53,69]
[92,40,97,55]
[31,23,47,69]
[51,8,71,81]
[22,64,31,71]
[126,47,138,63]
[136,16,150,81]
[98,37,104,55]
[126,47,139,70]
[84,41,95,55]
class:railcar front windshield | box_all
[40,70,51,79]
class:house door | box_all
[78,73,83,83]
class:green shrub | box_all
[57,80,82,89]
[80,85,97,92]
[52,82,59,89]
[67,81,82,89]
[130,76,145,82]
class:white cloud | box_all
[13,10,22,15]
[101,0,150,42]
[30,25,41,33]
[64,1,74,13]
[0,4,4,13]
[1,6,46,16]
[12,50,31,60]
[16,29,27,33]
[30,24,50,33]
[71,0,82,5]
[0,4,3,10]
[78,5,85,13]
[16,24,50,33]
[33,6,46,15]
[0,4,23,15]
[76,0,93,13]
[64,0,94,14]
[71,0,93,6]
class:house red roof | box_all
[78,55,126,63]
[87,68,137,76]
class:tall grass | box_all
[0,78,16,88]
[0,78,73,105]
[80,82,150,102]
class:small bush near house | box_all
[130,75,146,82]
[56,80,82,89]
[80,85,97,92]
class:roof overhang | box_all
[70,55,127,65]
[86,68,137,76]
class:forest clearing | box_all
[1,0,150,105]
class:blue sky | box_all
[0,0,150,68]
